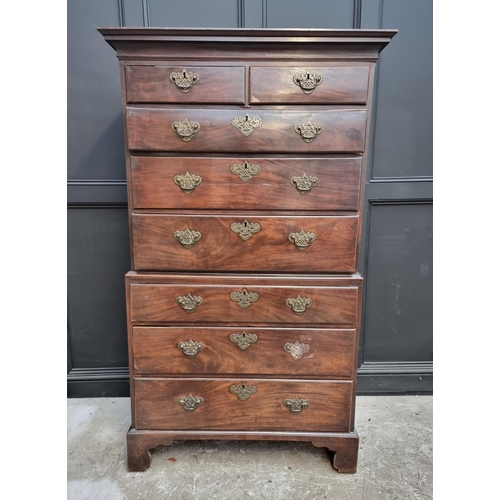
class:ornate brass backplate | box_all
[230,219,261,240]
[288,229,316,250]
[294,121,323,143]
[283,396,310,413]
[284,341,311,360]
[229,382,257,401]
[229,289,260,309]
[170,68,200,93]
[231,114,263,136]
[230,160,262,182]
[171,119,201,141]
[177,339,204,357]
[285,295,313,315]
[290,173,318,195]
[229,331,259,350]
[293,70,323,94]
[174,228,202,248]
[173,172,202,193]
[177,394,204,411]
[176,293,203,312]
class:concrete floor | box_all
[68,396,432,500]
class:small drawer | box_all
[130,156,362,211]
[133,327,356,378]
[250,66,370,104]
[125,65,245,104]
[126,107,366,153]
[129,281,360,326]
[131,214,358,272]
[134,378,353,432]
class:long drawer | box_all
[132,327,356,378]
[131,214,358,272]
[130,156,362,211]
[134,378,352,432]
[129,282,360,325]
[126,108,367,152]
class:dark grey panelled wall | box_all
[67,0,433,396]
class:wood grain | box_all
[131,214,358,272]
[129,282,359,325]
[250,66,369,104]
[134,378,352,432]
[125,65,245,104]
[126,108,367,153]
[130,156,362,211]
[132,327,356,378]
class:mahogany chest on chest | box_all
[99,27,396,473]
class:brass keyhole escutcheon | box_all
[293,70,323,94]
[170,69,200,92]
[229,382,258,401]
[229,331,258,350]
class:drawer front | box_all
[126,108,366,153]
[125,66,245,104]
[135,378,352,432]
[129,283,359,325]
[131,156,362,211]
[132,214,358,272]
[250,66,370,104]
[133,327,356,378]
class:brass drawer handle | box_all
[230,382,257,401]
[177,394,204,411]
[174,228,202,249]
[229,331,258,350]
[176,293,203,312]
[293,70,323,94]
[230,160,261,182]
[290,173,318,195]
[294,120,323,143]
[230,219,261,240]
[172,119,201,141]
[170,68,199,93]
[177,339,204,357]
[174,172,202,193]
[231,114,262,136]
[284,341,311,360]
[288,229,316,250]
[285,295,312,315]
[284,397,310,413]
[230,289,259,309]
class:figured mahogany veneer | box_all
[129,282,360,325]
[250,66,370,104]
[126,65,246,104]
[134,378,353,432]
[126,108,367,153]
[131,214,358,272]
[130,156,362,211]
[132,327,356,378]
[99,27,397,474]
